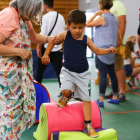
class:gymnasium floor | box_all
[21,58,140,140]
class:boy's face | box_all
[67,22,85,39]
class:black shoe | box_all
[118,93,126,102]
[127,82,134,91]
[104,91,113,99]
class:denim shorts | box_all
[124,64,133,77]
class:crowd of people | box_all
[0,0,140,139]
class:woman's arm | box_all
[29,28,53,44]
[0,32,31,60]
[87,37,116,55]
[86,11,105,27]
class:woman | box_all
[0,0,57,139]
[86,0,119,107]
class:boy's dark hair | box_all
[125,41,134,59]
[99,0,113,10]
[68,9,86,25]
[44,0,54,8]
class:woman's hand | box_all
[19,49,32,60]
[109,47,117,53]
[95,10,103,16]
[53,35,62,45]
[42,55,50,65]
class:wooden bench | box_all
[93,69,109,85]
[93,69,130,91]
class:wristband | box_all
[46,36,49,43]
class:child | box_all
[127,35,139,89]
[42,9,116,138]
[86,0,119,105]
[124,41,140,90]
[128,35,136,45]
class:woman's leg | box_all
[108,63,118,100]
[97,57,108,102]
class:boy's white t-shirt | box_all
[124,52,136,65]
[40,11,65,52]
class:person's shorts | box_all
[115,55,124,71]
[60,67,91,101]
[124,64,133,77]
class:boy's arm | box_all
[87,37,117,55]
[42,31,67,65]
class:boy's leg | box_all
[83,100,91,120]
[58,89,72,107]
[83,100,98,138]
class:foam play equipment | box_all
[33,80,50,124]
[33,100,101,140]
[58,129,117,140]
[51,128,107,140]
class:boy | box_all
[42,9,116,138]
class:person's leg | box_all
[58,67,74,107]
[83,100,91,121]
[36,46,47,83]
[83,100,98,138]
[105,55,126,100]
[97,57,108,103]
[57,89,72,107]
[107,64,119,104]
[50,50,63,87]
[108,63,118,100]
[115,55,126,95]
[130,67,140,82]
[116,69,126,94]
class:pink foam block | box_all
[44,100,101,140]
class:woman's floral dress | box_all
[0,17,36,140]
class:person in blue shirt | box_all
[42,9,116,138]
[86,0,119,106]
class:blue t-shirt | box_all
[64,30,89,73]
[94,13,118,65]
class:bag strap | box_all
[47,12,59,36]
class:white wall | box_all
[79,0,140,50]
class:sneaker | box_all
[127,82,134,91]
[83,123,98,138]
[57,95,72,107]
[118,93,126,102]
[108,98,119,104]
[104,91,113,99]
[96,99,104,107]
